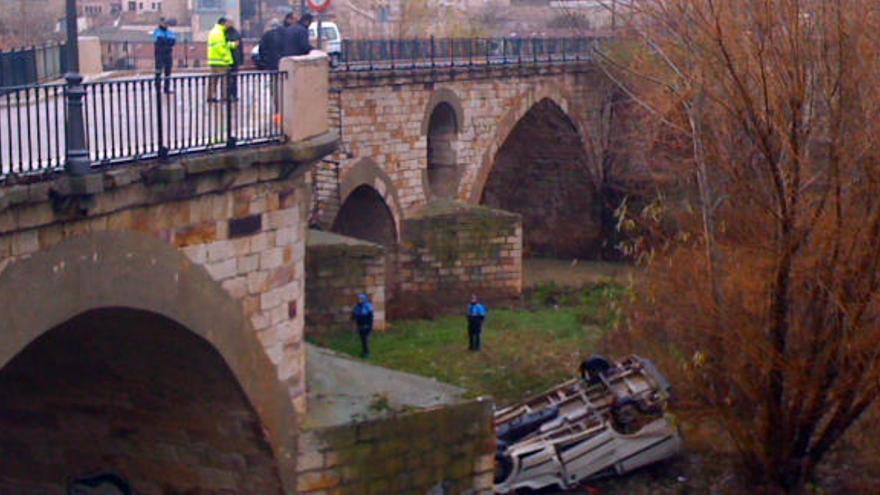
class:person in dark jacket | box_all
[153,18,176,94]
[257,19,285,115]
[352,293,375,358]
[283,12,296,28]
[257,19,284,70]
[281,13,313,57]
[226,25,245,100]
[467,294,488,351]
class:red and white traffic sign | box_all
[307,0,332,13]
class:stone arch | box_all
[1,308,284,494]
[420,87,466,135]
[338,157,402,236]
[0,231,299,494]
[332,184,399,249]
[473,90,601,258]
[423,88,465,200]
[466,84,588,204]
[331,184,400,313]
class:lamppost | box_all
[64,0,91,176]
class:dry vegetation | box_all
[596,0,880,492]
[0,3,62,49]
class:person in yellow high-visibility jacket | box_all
[207,17,239,103]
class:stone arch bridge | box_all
[310,59,615,320]
[0,47,613,494]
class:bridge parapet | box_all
[0,52,332,184]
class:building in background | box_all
[192,0,240,41]
[79,0,123,18]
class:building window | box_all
[198,0,224,10]
[128,1,136,11]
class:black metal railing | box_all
[337,36,600,72]
[0,44,68,88]
[1,71,286,178]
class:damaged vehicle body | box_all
[493,355,683,493]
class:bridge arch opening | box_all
[0,308,283,494]
[332,183,399,299]
[332,184,398,249]
[426,102,460,199]
[0,231,299,493]
[481,98,600,258]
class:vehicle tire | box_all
[330,53,341,67]
[611,397,640,434]
[494,451,513,484]
[580,355,612,384]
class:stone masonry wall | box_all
[295,399,496,495]
[324,65,611,223]
[397,201,522,313]
[306,230,387,337]
[0,149,310,416]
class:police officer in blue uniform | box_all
[153,18,177,94]
[467,294,488,351]
[352,293,375,358]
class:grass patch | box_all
[312,281,627,405]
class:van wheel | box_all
[495,451,513,484]
[580,355,612,384]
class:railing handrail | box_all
[334,35,601,72]
[1,70,287,180]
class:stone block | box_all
[11,231,39,256]
[205,258,237,281]
[296,470,341,492]
[250,232,271,253]
[182,244,208,265]
[237,254,260,275]
[265,208,298,229]
[251,311,271,331]
[174,222,218,247]
[298,430,328,454]
[297,450,325,472]
[260,247,285,270]
[221,276,248,299]
[207,240,234,262]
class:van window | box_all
[310,26,339,41]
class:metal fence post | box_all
[430,36,436,68]
[63,0,91,176]
[226,70,235,148]
[155,71,168,160]
[517,38,523,65]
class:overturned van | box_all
[493,355,683,493]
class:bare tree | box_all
[0,2,60,49]
[600,0,880,492]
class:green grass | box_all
[312,282,626,406]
